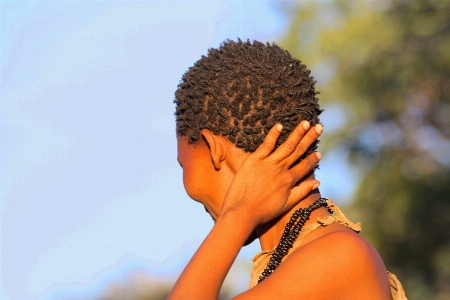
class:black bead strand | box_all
[257,198,328,284]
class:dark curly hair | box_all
[174,39,322,161]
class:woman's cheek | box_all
[183,172,201,202]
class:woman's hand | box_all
[220,121,322,230]
[168,120,322,300]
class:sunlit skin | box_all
[177,128,339,251]
[171,122,392,299]
[177,131,244,221]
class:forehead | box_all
[176,135,186,160]
[176,135,198,163]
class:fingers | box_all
[254,123,283,158]
[255,121,322,163]
[270,121,310,162]
[284,123,322,167]
[285,180,320,210]
[290,152,321,180]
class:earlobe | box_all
[201,129,225,170]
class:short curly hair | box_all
[174,39,322,160]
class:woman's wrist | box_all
[169,205,254,300]
[217,205,256,243]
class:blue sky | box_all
[0,1,355,299]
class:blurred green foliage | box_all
[281,0,450,299]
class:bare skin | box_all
[169,122,391,300]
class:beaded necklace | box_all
[257,197,330,284]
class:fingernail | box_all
[312,182,320,189]
[302,121,310,130]
[316,152,321,159]
[315,124,323,134]
[276,124,283,131]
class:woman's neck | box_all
[255,189,332,251]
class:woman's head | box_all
[174,39,322,162]
[175,39,322,226]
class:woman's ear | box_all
[201,129,225,170]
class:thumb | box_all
[285,180,320,209]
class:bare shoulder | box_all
[303,229,389,279]
[235,229,392,300]
[287,229,391,299]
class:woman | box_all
[169,39,407,299]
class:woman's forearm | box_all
[168,211,252,300]
[168,123,322,299]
